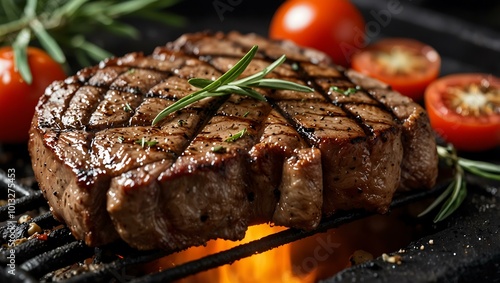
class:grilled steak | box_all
[29,31,438,250]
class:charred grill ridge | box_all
[339,69,403,125]
[281,59,377,139]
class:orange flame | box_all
[148,224,316,283]
[146,210,419,282]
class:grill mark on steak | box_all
[108,95,274,250]
[189,34,401,214]
[344,70,438,191]
[36,82,81,131]
[34,48,239,247]
[30,31,437,250]
[110,32,402,241]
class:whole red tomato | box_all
[269,0,365,67]
[0,47,66,143]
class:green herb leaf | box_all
[53,0,88,20]
[24,0,37,18]
[1,0,21,21]
[188,78,214,89]
[106,0,160,18]
[152,46,313,125]
[417,180,454,218]
[102,21,139,39]
[215,85,266,101]
[71,36,112,61]
[419,145,500,222]
[458,158,500,180]
[219,45,258,86]
[433,176,467,222]
[135,137,158,147]
[330,86,361,96]
[30,19,66,63]
[211,145,226,153]
[225,128,247,143]
[124,103,133,112]
[248,78,313,92]
[12,27,31,84]
[231,54,286,86]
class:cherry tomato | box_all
[269,0,365,67]
[0,46,66,143]
[424,73,500,151]
[351,38,441,101]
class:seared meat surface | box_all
[29,32,438,250]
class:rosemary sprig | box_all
[419,145,500,222]
[151,45,314,125]
[0,0,185,83]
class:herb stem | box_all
[0,17,30,38]
[420,144,500,222]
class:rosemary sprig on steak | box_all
[152,45,313,125]
[420,144,500,222]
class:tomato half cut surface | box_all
[351,38,441,101]
[424,73,500,152]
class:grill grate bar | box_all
[0,212,60,247]
[0,190,45,222]
[0,170,36,197]
[0,266,38,283]
[63,249,169,283]
[20,241,95,279]
[1,228,76,265]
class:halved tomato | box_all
[351,38,441,101]
[424,73,500,151]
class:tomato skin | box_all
[0,47,66,143]
[424,73,500,152]
[269,0,365,67]
[351,38,441,101]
